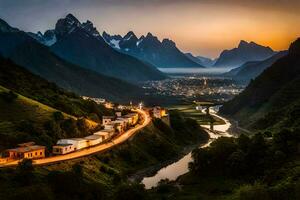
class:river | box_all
[141,107,233,189]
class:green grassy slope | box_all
[0,56,113,120]
[0,85,98,151]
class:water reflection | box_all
[141,107,232,189]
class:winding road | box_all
[0,109,151,167]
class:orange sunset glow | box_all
[1,0,299,57]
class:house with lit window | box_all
[52,143,75,155]
[57,138,89,150]
[102,116,115,125]
[6,142,46,159]
[124,113,139,125]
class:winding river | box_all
[141,107,233,189]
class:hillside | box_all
[223,51,287,83]
[0,56,115,118]
[0,111,209,200]
[30,14,166,83]
[214,40,276,68]
[220,38,300,130]
[0,20,144,103]
[103,31,204,68]
[0,85,100,151]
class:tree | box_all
[114,183,148,200]
[0,91,17,102]
[53,111,64,121]
[15,159,34,185]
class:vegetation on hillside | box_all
[0,86,100,151]
[0,112,209,200]
[220,38,300,131]
[150,129,300,199]
[0,56,113,119]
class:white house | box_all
[104,123,114,130]
[84,135,103,146]
[52,144,75,155]
[102,116,115,125]
[57,138,89,150]
[94,131,112,141]
[116,111,122,117]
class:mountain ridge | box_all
[27,14,166,83]
[0,19,145,103]
[103,31,205,68]
[214,40,276,68]
[220,38,300,130]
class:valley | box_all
[0,5,299,200]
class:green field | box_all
[167,104,226,125]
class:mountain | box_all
[28,14,166,83]
[103,31,204,68]
[223,51,288,82]
[185,53,216,67]
[220,38,300,130]
[214,40,276,68]
[0,54,125,150]
[0,18,144,103]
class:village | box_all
[0,103,168,166]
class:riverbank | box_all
[128,138,208,184]
[139,108,234,189]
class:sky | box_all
[0,0,299,58]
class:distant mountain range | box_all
[223,51,288,83]
[220,38,300,130]
[27,14,166,83]
[185,53,216,67]
[0,17,145,102]
[103,31,204,68]
[214,40,276,68]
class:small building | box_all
[6,142,46,159]
[124,113,139,125]
[111,121,125,133]
[84,135,103,146]
[120,116,133,125]
[102,116,115,125]
[117,117,130,128]
[57,138,88,150]
[52,144,75,155]
[115,111,122,117]
[104,123,114,130]
[153,107,167,118]
[94,130,112,141]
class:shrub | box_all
[0,91,17,102]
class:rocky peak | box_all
[238,40,249,48]
[55,13,81,38]
[102,31,111,41]
[81,20,100,37]
[123,31,138,41]
[289,38,300,55]
[162,38,176,48]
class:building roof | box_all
[94,132,109,136]
[18,142,35,147]
[7,145,45,153]
[53,143,73,147]
[84,135,102,140]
